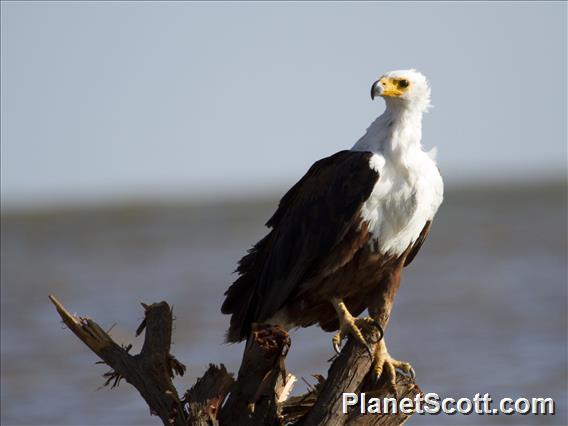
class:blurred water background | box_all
[1,181,566,425]
[2,2,566,425]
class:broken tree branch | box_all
[50,295,188,425]
[219,324,293,426]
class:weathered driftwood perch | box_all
[49,295,420,425]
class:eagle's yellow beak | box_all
[371,77,409,100]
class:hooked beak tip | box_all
[370,80,379,100]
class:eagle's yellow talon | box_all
[409,367,416,379]
[330,298,379,355]
[391,360,415,378]
[332,334,342,355]
[372,340,414,395]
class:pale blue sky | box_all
[1,1,566,208]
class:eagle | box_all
[221,69,443,391]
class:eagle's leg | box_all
[372,339,415,396]
[330,297,382,356]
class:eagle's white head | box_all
[353,69,433,153]
[371,69,431,113]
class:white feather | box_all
[352,69,444,256]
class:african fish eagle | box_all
[221,69,443,391]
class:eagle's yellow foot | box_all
[372,339,415,396]
[330,298,383,356]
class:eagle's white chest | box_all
[361,151,443,256]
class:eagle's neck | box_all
[352,103,424,160]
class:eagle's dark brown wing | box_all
[221,150,379,342]
[404,220,432,267]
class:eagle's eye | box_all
[398,79,409,88]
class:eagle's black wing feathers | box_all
[221,150,379,342]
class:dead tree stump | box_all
[49,295,420,425]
